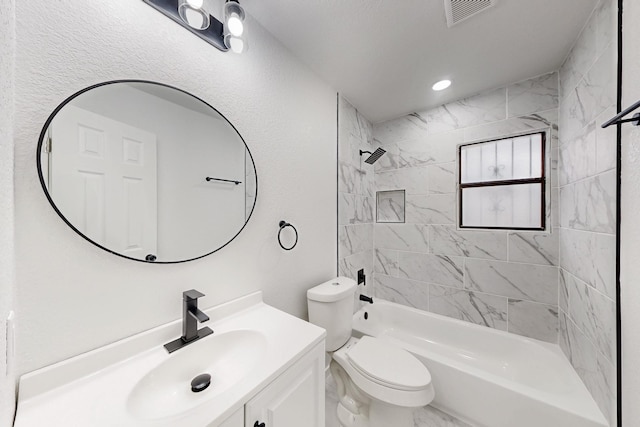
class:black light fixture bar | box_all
[142,0,228,51]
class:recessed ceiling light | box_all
[432,80,452,91]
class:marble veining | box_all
[559,122,597,185]
[371,114,429,146]
[559,13,597,101]
[375,223,430,252]
[374,274,429,311]
[429,284,508,331]
[507,299,558,343]
[560,171,616,234]
[339,193,374,225]
[370,76,563,345]
[463,109,558,145]
[430,225,508,261]
[427,163,456,194]
[376,190,405,223]
[464,259,558,305]
[557,6,617,422]
[339,249,374,283]
[559,311,615,425]
[398,252,464,288]
[397,139,437,169]
[338,223,373,259]
[567,274,615,362]
[594,233,616,299]
[595,106,618,174]
[374,248,399,276]
[375,166,429,195]
[405,194,456,225]
[559,228,595,286]
[416,88,507,134]
[507,72,559,118]
[508,230,559,266]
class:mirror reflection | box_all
[39,81,257,263]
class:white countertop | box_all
[14,292,325,427]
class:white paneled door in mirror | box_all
[38,81,257,263]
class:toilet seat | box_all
[332,336,435,408]
[346,336,432,391]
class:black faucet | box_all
[164,290,213,353]
[359,294,374,304]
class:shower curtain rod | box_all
[602,99,640,128]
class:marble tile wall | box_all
[337,96,376,304]
[371,70,561,346]
[558,0,617,425]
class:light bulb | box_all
[186,0,204,9]
[227,14,244,36]
[432,80,452,91]
[178,0,210,30]
[227,37,244,53]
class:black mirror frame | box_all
[36,79,258,264]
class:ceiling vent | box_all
[444,0,496,27]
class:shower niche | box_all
[376,190,405,223]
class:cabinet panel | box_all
[210,407,244,427]
[245,343,325,427]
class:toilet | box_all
[307,277,434,427]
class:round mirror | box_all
[37,81,257,263]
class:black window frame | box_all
[458,131,546,231]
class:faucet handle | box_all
[183,289,205,301]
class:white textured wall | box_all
[622,0,640,424]
[0,0,16,424]
[14,0,337,378]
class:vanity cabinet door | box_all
[245,342,324,427]
[214,408,244,427]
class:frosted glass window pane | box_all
[461,145,483,183]
[461,184,542,228]
[377,190,405,223]
[495,139,513,180]
[460,133,543,183]
[480,141,497,181]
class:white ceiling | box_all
[245,0,599,123]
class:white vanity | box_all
[14,292,326,427]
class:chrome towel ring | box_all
[278,221,298,251]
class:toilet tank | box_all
[307,277,357,352]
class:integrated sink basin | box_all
[14,292,326,427]
[127,329,267,420]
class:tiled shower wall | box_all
[337,96,375,304]
[558,0,617,424]
[370,72,560,343]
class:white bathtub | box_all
[352,299,608,427]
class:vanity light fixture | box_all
[432,79,452,91]
[142,0,248,53]
[223,0,248,53]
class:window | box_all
[458,132,545,230]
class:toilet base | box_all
[331,360,418,427]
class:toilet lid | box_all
[346,336,431,391]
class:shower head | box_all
[359,148,387,164]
